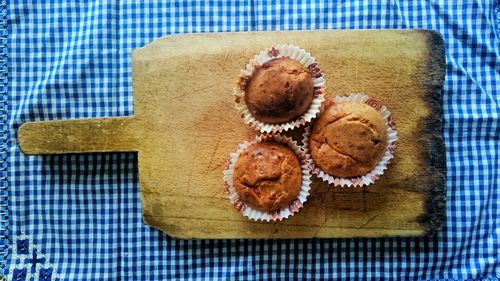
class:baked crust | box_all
[310,102,388,178]
[233,142,302,212]
[245,57,314,124]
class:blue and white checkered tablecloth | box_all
[1,1,499,280]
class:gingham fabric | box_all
[2,1,499,280]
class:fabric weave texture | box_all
[2,1,500,280]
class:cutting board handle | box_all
[17,116,138,155]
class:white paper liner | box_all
[233,44,326,133]
[303,93,398,187]
[223,134,312,222]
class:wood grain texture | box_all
[18,117,138,154]
[18,30,446,239]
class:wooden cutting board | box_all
[17,30,446,239]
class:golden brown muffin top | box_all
[244,57,314,124]
[310,102,388,178]
[233,141,302,212]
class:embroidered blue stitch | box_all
[13,268,27,281]
[26,251,45,274]
[0,0,7,276]
[7,234,58,280]
[39,268,53,280]
[17,239,29,255]
[495,0,500,37]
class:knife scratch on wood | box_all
[186,166,194,192]
[207,139,220,171]
[357,215,379,229]
[167,84,217,102]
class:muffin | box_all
[310,102,388,178]
[233,44,326,133]
[244,57,314,124]
[232,141,302,212]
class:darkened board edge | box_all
[416,30,447,235]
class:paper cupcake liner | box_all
[223,134,312,221]
[303,93,398,187]
[233,44,326,133]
